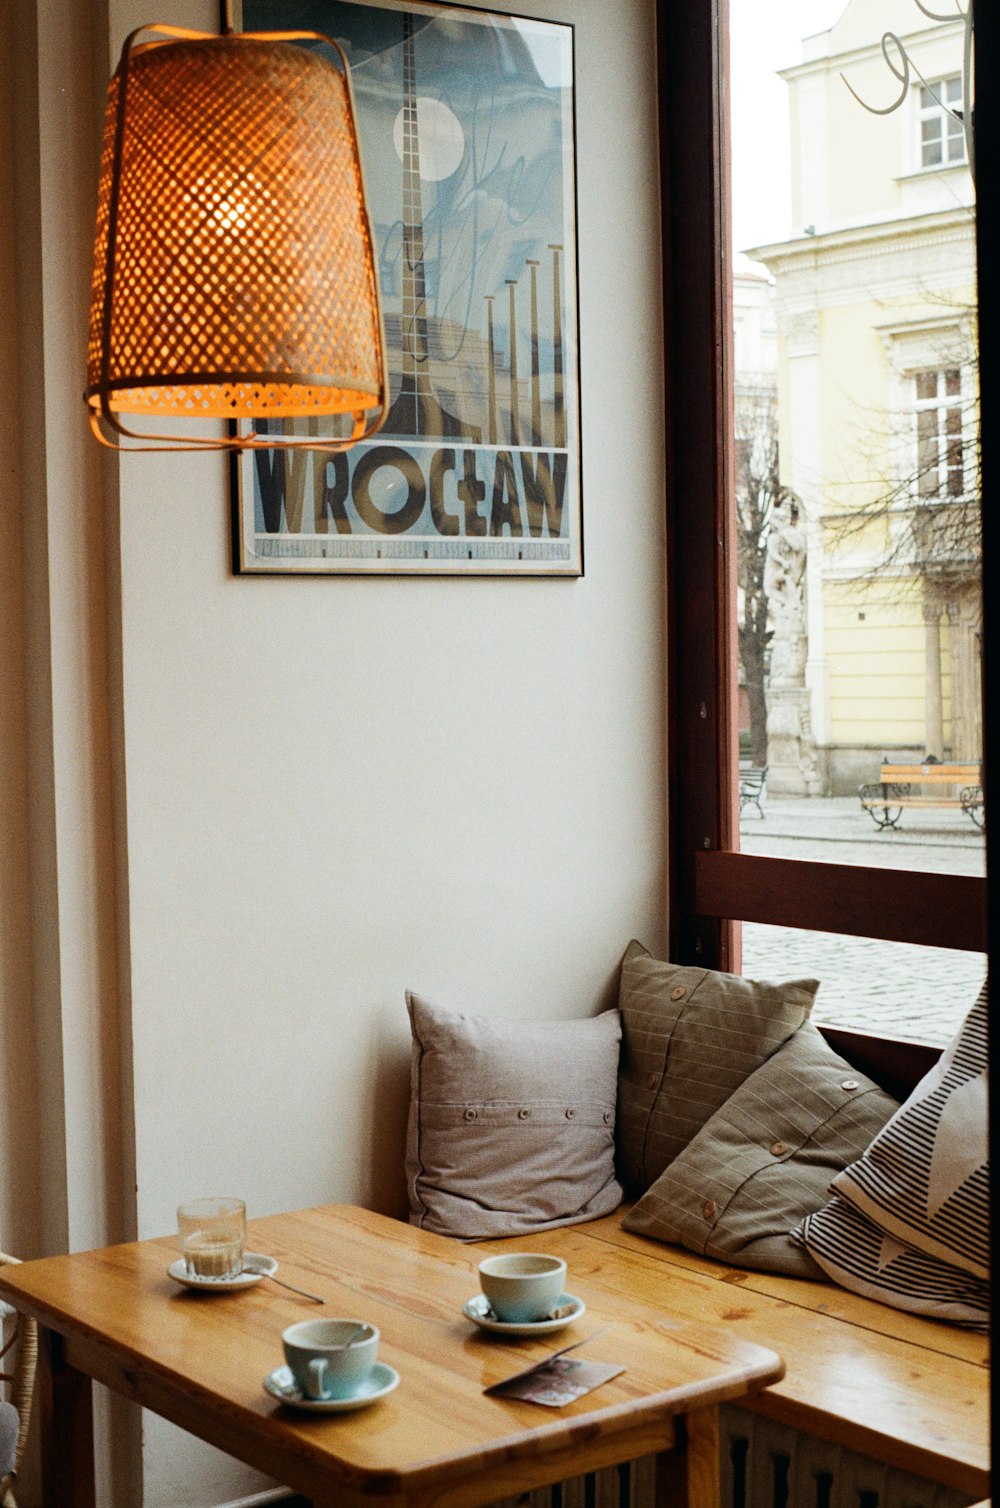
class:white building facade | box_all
[748,0,978,793]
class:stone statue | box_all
[763,496,820,796]
[765,498,807,684]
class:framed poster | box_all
[231,0,581,576]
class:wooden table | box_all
[0,1205,783,1508]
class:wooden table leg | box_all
[37,1326,96,1508]
[656,1405,721,1508]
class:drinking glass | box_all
[177,1197,246,1279]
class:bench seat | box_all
[475,1211,990,1499]
[738,766,767,818]
[869,795,974,807]
[859,762,985,830]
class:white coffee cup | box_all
[478,1253,567,1323]
[282,1318,379,1400]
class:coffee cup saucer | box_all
[263,1362,400,1412]
[462,1292,585,1336]
[167,1253,277,1292]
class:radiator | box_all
[485,1407,977,1508]
[718,1406,976,1508]
[488,1455,659,1508]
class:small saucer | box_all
[462,1292,585,1336]
[263,1362,400,1412]
[168,1252,277,1292]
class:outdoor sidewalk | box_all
[737,793,986,1048]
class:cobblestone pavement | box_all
[738,795,986,1048]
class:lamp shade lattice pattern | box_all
[86,31,387,448]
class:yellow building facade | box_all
[750,0,978,794]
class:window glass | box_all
[742,924,985,1045]
[920,77,965,166]
[915,367,965,497]
[729,2,980,1043]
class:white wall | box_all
[3,0,665,1502]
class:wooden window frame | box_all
[659,0,994,1003]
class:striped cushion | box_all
[616,940,818,1190]
[796,983,989,1327]
[834,982,988,1276]
[622,1021,898,1276]
[794,1195,990,1330]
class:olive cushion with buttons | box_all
[622,1020,899,1276]
[405,990,623,1239]
[616,940,819,1191]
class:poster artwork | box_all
[235,0,581,575]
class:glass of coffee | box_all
[177,1197,246,1279]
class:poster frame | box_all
[229,0,583,578]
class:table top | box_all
[0,1205,783,1506]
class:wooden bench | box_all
[482,1216,988,1505]
[476,1032,989,1507]
[859,761,984,831]
[738,765,767,818]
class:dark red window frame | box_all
[658,0,993,989]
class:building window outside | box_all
[915,367,964,498]
[919,77,965,167]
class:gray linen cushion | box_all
[622,1021,898,1277]
[616,941,819,1190]
[405,990,623,1239]
[0,1400,18,1479]
[796,983,989,1327]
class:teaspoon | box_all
[243,1260,325,1304]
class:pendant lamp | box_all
[85,23,387,451]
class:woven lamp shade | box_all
[86,26,387,451]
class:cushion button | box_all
[464,1109,477,1122]
[703,1199,717,1220]
[770,1140,789,1156]
[646,1072,658,1090]
[565,1108,575,1119]
[518,1108,530,1120]
[841,1079,859,1091]
[603,1111,612,1124]
[670,986,686,1001]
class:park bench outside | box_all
[739,763,767,818]
[859,760,984,831]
